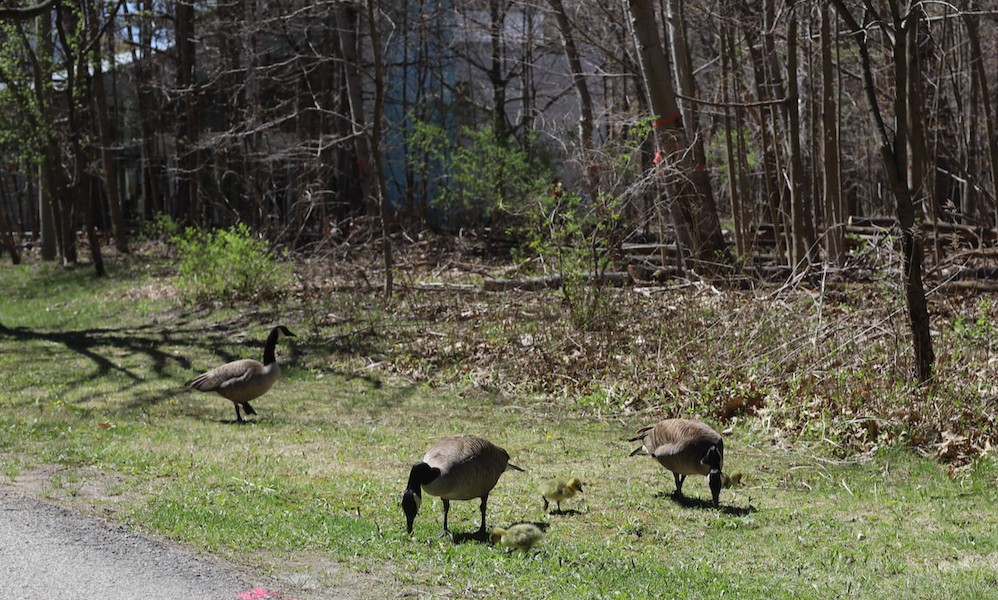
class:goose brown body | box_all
[402,435,522,535]
[630,418,724,505]
[186,358,280,403]
[185,325,294,422]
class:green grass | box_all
[1,255,997,599]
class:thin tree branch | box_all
[0,0,54,20]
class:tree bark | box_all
[963,11,998,222]
[547,0,597,196]
[54,2,104,276]
[0,189,21,264]
[720,22,744,257]
[364,0,394,298]
[175,0,199,224]
[820,1,844,264]
[335,3,379,218]
[785,9,812,271]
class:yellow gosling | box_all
[541,477,584,513]
[491,523,544,552]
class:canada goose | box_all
[722,471,743,488]
[541,477,583,513]
[491,523,544,552]
[402,435,523,536]
[185,325,295,423]
[629,418,724,506]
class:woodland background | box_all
[0,0,996,385]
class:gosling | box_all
[491,523,544,553]
[541,477,583,513]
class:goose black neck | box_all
[263,327,281,365]
[407,462,439,491]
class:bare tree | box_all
[625,0,726,268]
[175,0,198,224]
[831,0,934,382]
[336,1,393,297]
[820,0,845,264]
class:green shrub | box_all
[524,189,625,330]
[408,120,553,228]
[142,213,181,240]
[171,223,293,304]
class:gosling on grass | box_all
[541,477,583,513]
[402,435,523,536]
[491,523,544,553]
[185,325,294,423]
[629,418,724,506]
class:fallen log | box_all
[483,272,632,292]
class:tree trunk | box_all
[91,20,129,253]
[720,22,744,257]
[820,1,844,263]
[963,11,998,222]
[175,0,199,224]
[0,189,21,264]
[364,0,394,298]
[335,3,379,218]
[547,0,597,195]
[624,0,725,268]
[742,25,786,264]
[54,2,103,276]
[33,9,61,261]
[488,0,509,143]
[785,9,812,271]
[832,0,934,383]
[664,0,719,257]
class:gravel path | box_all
[0,490,290,600]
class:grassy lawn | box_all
[1,253,996,599]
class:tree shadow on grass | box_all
[1,314,411,416]
[0,321,190,383]
[0,319,253,409]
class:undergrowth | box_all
[297,239,998,466]
[172,223,294,304]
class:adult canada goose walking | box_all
[402,435,523,536]
[629,418,724,506]
[185,325,294,423]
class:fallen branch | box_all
[483,272,632,292]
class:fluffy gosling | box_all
[491,523,544,553]
[541,477,583,513]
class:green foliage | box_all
[953,298,994,341]
[522,188,625,331]
[171,223,293,304]
[408,120,553,227]
[0,21,53,165]
[140,213,182,242]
